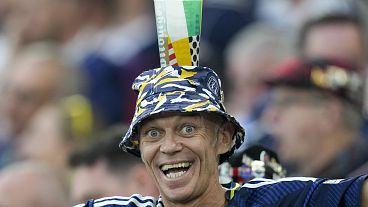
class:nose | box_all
[262,104,283,136]
[263,104,282,125]
[160,133,183,154]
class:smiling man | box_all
[138,112,232,206]
[75,66,368,207]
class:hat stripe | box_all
[153,95,167,111]
[184,100,211,111]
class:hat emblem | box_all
[207,75,219,96]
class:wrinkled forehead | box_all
[138,112,224,129]
[139,112,202,127]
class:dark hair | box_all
[69,125,141,172]
[298,13,364,52]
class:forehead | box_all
[140,112,203,127]
[305,23,364,53]
[273,87,311,97]
[271,87,328,102]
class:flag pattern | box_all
[154,0,202,67]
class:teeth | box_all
[161,162,192,171]
[166,171,186,179]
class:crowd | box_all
[0,0,367,206]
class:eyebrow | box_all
[140,113,202,128]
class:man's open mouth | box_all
[160,162,193,179]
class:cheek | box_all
[140,142,158,165]
[277,108,313,131]
[189,137,218,164]
[276,109,322,146]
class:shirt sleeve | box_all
[72,195,158,207]
[72,200,93,207]
[228,175,368,207]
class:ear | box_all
[216,121,235,155]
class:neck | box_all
[163,183,227,207]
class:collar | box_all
[223,182,242,201]
[156,182,242,206]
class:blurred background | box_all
[0,0,367,206]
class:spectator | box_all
[297,12,368,145]
[16,95,93,177]
[224,23,293,146]
[69,125,158,204]
[0,161,69,207]
[264,58,368,178]
[0,42,80,137]
[76,65,368,207]
[0,42,81,168]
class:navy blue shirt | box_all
[75,175,367,207]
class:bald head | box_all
[0,162,69,207]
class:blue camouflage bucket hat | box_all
[120,66,245,163]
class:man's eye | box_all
[180,125,195,135]
[147,129,160,138]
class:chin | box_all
[161,186,197,204]
[159,174,199,204]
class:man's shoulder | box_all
[234,177,318,200]
[241,177,318,189]
[228,176,367,207]
[74,194,161,207]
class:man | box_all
[16,95,93,179]
[69,125,158,204]
[0,42,80,169]
[1,43,72,137]
[297,12,368,135]
[76,66,368,207]
[264,58,368,178]
[224,23,292,146]
[0,161,69,207]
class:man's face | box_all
[139,113,228,204]
[266,88,329,165]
